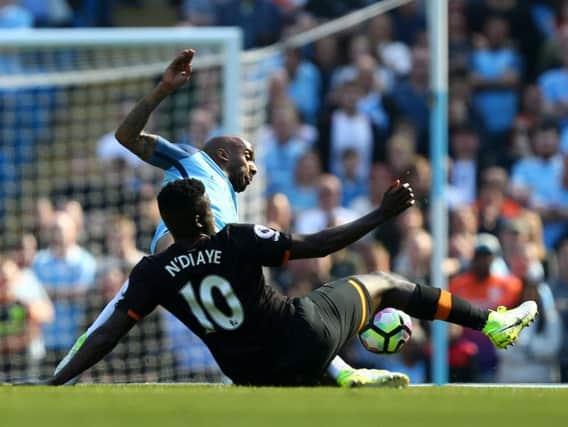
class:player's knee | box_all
[369,271,414,290]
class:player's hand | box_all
[378,180,415,220]
[161,49,195,92]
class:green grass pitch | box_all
[1,385,567,427]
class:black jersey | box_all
[116,224,295,383]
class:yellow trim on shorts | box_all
[347,279,368,333]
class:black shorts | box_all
[271,277,372,385]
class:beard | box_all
[231,172,250,193]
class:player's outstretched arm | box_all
[115,49,195,161]
[290,181,414,260]
[46,310,136,385]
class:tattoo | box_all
[115,85,169,161]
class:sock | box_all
[327,356,352,379]
[404,284,490,331]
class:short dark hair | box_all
[157,178,209,239]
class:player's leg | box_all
[53,278,131,381]
[55,221,174,382]
[353,271,537,349]
[307,279,410,388]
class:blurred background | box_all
[1,0,568,385]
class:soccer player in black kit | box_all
[46,178,537,386]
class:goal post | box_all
[0,27,245,383]
[0,27,242,135]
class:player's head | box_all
[203,136,257,193]
[157,178,215,241]
[471,233,501,279]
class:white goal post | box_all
[0,27,242,135]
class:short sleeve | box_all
[226,224,292,267]
[147,136,191,170]
[115,258,160,320]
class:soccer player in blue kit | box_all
[54,49,394,387]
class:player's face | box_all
[228,140,257,193]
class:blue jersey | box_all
[149,137,239,254]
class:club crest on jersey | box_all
[254,225,279,241]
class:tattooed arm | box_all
[115,49,195,161]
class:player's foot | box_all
[336,368,409,388]
[482,301,538,349]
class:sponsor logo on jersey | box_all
[254,225,280,241]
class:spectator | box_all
[312,35,340,108]
[330,34,373,90]
[511,85,544,161]
[0,0,33,28]
[381,206,425,262]
[391,1,426,46]
[510,120,568,248]
[32,197,55,249]
[466,0,542,82]
[259,104,313,196]
[476,166,522,235]
[350,162,393,217]
[32,210,97,372]
[470,14,520,153]
[448,206,477,275]
[100,215,146,273]
[393,229,432,285]
[317,80,380,181]
[449,70,482,131]
[265,193,292,232]
[288,149,322,213]
[267,70,292,112]
[449,125,481,209]
[180,107,218,149]
[179,0,216,26]
[96,101,145,168]
[22,0,71,27]
[10,233,38,269]
[0,255,53,380]
[386,131,416,178]
[407,155,431,207]
[539,26,568,129]
[449,7,472,74]
[355,54,395,134]
[497,244,562,383]
[283,47,321,125]
[338,148,368,207]
[216,0,283,49]
[367,13,411,82]
[449,233,523,381]
[295,174,357,233]
[389,47,430,153]
[356,240,391,274]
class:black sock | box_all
[403,284,489,331]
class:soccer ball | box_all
[359,308,412,354]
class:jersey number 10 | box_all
[181,274,244,332]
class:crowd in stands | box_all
[2,0,568,384]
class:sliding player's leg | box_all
[53,279,132,381]
[354,271,538,349]
[55,227,174,382]
[314,271,537,388]
[306,278,410,388]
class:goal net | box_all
[0,0,414,384]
